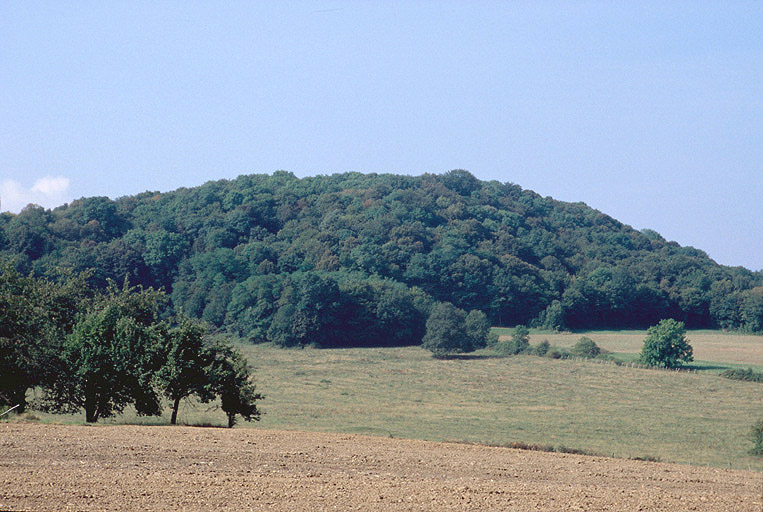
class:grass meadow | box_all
[494,328,763,370]
[16,329,763,470]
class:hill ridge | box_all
[1,170,761,339]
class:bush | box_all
[496,325,530,355]
[720,368,763,383]
[532,340,551,356]
[572,336,601,358]
[546,348,571,360]
[751,419,763,456]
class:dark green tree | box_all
[750,419,763,456]
[421,302,470,358]
[0,263,92,412]
[639,319,693,368]
[206,343,262,428]
[739,288,763,333]
[155,316,213,425]
[46,281,167,422]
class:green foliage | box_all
[422,303,468,357]
[546,348,572,360]
[639,319,694,369]
[720,368,763,383]
[2,171,762,338]
[751,419,763,456]
[572,336,601,358]
[421,303,490,357]
[226,272,429,348]
[0,263,266,426]
[496,325,530,355]
[0,262,93,412]
[535,300,565,331]
[464,309,491,351]
[205,342,262,428]
[532,339,551,356]
[46,281,168,422]
[155,316,214,425]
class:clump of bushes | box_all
[546,347,572,359]
[492,329,611,363]
[495,325,530,355]
[720,368,763,383]
[531,339,551,356]
[751,419,763,456]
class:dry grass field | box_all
[493,329,763,368]
[1,423,760,511]
[36,334,757,471]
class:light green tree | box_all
[639,319,693,368]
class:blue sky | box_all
[1,2,761,270]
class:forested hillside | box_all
[1,170,761,345]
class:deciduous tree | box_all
[639,318,693,368]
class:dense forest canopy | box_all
[1,170,762,345]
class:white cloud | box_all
[1,175,72,213]
[32,176,70,196]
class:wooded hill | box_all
[1,170,762,346]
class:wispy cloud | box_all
[31,176,70,196]
[1,176,72,213]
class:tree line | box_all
[0,264,260,427]
[1,170,761,341]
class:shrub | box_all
[572,336,601,358]
[422,303,490,357]
[496,325,530,355]
[546,348,571,360]
[532,340,551,356]
[720,368,763,383]
[751,419,763,456]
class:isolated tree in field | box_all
[206,343,262,428]
[421,302,468,357]
[155,316,213,425]
[639,319,693,369]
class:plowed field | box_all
[1,424,760,511]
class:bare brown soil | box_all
[1,423,760,511]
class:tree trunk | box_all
[227,412,235,428]
[170,396,181,425]
[84,393,100,423]
[85,405,98,423]
[10,388,27,414]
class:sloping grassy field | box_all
[18,331,763,470]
